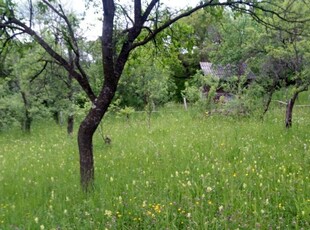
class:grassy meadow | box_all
[0,104,309,229]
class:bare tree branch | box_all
[132,0,309,50]
[29,61,49,82]
[41,0,89,82]
[117,4,134,27]
[6,17,96,102]
[0,31,24,55]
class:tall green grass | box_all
[0,105,309,229]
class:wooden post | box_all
[183,97,188,110]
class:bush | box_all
[0,94,23,131]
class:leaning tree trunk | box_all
[285,92,298,128]
[262,95,272,116]
[78,84,117,191]
[261,88,275,119]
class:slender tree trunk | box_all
[261,89,275,119]
[21,91,32,132]
[285,92,298,128]
[53,111,64,125]
[67,114,74,135]
[53,111,60,124]
[24,110,32,132]
[66,80,74,135]
[67,49,74,136]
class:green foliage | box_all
[182,72,204,103]
[182,81,201,104]
[0,93,23,131]
[0,38,81,131]
[118,106,135,120]
[0,0,14,16]
[118,45,176,109]
[182,71,220,112]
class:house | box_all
[199,62,255,81]
[199,62,255,101]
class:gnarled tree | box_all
[0,0,307,191]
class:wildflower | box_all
[153,204,161,213]
[110,177,114,182]
[147,210,155,218]
[206,187,212,193]
[34,217,39,223]
[104,210,112,217]
[116,211,122,218]
[147,210,152,216]
[261,209,265,214]
[219,205,224,212]
[40,225,45,230]
[51,190,55,200]
[186,213,191,218]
